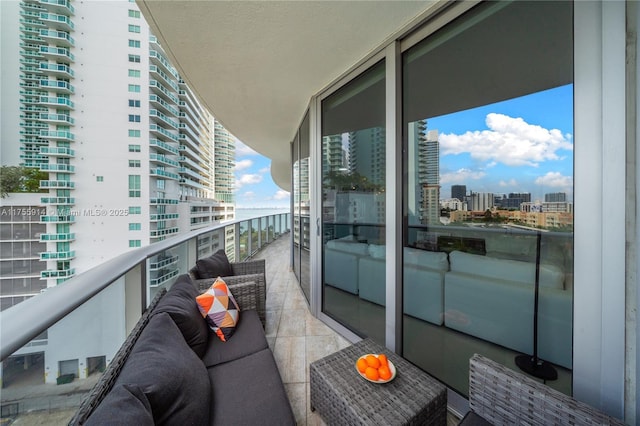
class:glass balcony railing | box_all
[0,213,290,424]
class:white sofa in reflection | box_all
[443,250,572,369]
[358,246,449,325]
[324,238,368,295]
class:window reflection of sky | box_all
[426,84,574,201]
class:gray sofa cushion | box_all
[193,249,233,279]
[201,309,268,368]
[85,384,154,426]
[116,312,210,425]
[153,274,209,358]
[207,348,296,425]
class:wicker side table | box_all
[310,338,446,425]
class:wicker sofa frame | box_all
[69,269,267,425]
[189,259,266,328]
[460,353,626,425]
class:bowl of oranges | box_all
[355,353,396,383]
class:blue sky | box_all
[234,142,290,208]
[431,84,574,202]
[233,84,573,207]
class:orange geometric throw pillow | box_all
[195,277,240,342]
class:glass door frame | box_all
[305,0,628,418]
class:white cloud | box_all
[243,191,256,198]
[440,168,486,184]
[273,190,290,200]
[235,140,258,156]
[234,159,253,171]
[235,173,263,189]
[259,166,271,174]
[439,113,573,167]
[534,171,573,188]
[499,178,518,187]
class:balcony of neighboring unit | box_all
[39,215,74,223]
[39,129,75,141]
[39,29,74,48]
[39,12,74,31]
[39,96,74,109]
[179,166,205,182]
[179,144,199,161]
[20,89,47,98]
[21,120,48,130]
[40,197,75,205]
[20,104,47,113]
[41,268,75,279]
[149,94,179,117]
[39,146,74,157]
[178,111,200,134]
[19,33,46,45]
[149,213,180,221]
[150,227,179,238]
[149,138,179,155]
[150,109,179,129]
[39,112,74,125]
[39,180,75,189]
[39,46,74,62]
[149,198,179,205]
[178,123,200,142]
[149,268,179,287]
[148,255,179,271]
[20,5,46,17]
[39,62,74,78]
[149,65,179,93]
[20,57,42,68]
[149,168,180,180]
[149,49,179,80]
[149,153,179,168]
[40,250,75,261]
[180,177,205,190]
[38,0,75,15]
[20,72,42,83]
[39,163,75,173]
[39,232,75,242]
[20,25,41,36]
[179,156,207,174]
[149,80,179,104]
[149,124,178,142]
[19,153,47,164]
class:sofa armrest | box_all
[193,273,266,328]
[69,288,168,426]
[231,259,265,276]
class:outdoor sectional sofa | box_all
[324,234,572,369]
[70,271,295,425]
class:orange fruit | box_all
[356,358,368,374]
[378,354,388,368]
[378,365,392,381]
[365,367,379,381]
[365,355,380,369]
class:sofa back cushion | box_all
[114,312,210,425]
[192,249,233,279]
[404,247,449,272]
[85,384,154,426]
[325,239,369,255]
[449,250,564,289]
[153,274,209,358]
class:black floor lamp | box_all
[515,231,558,380]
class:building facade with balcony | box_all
[1,0,236,385]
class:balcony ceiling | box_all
[137,0,434,191]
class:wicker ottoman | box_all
[310,338,446,425]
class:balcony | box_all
[39,232,75,242]
[40,197,75,205]
[39,129,75,141]
[38,0,75,15]
[149,168,180,180]
[150,213,180,221]
[149,124,178,142]
[40,250,75,260]
[149,227,179,238]
[39,163,75,173]
[39,215,74,223]
[39,12,74,31]
[39,180,74,189]
[39,113,74,125]
[39,62,74,78]
[39,46,75,62]
[149,138,179,155]
[0,214,302,424]
[39,29,74,47]
[149,153,179,167]
[39,79,75,94]
[39,96,74,109]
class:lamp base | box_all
[515,354,558,381]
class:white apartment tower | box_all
[1,0,234,289]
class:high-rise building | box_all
[451,185,466,203]
[1,0,234,291]
[0,0,236,382]
[545,192,567,202]
[348,127,385,187]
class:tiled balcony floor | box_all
[254,235,351,425]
